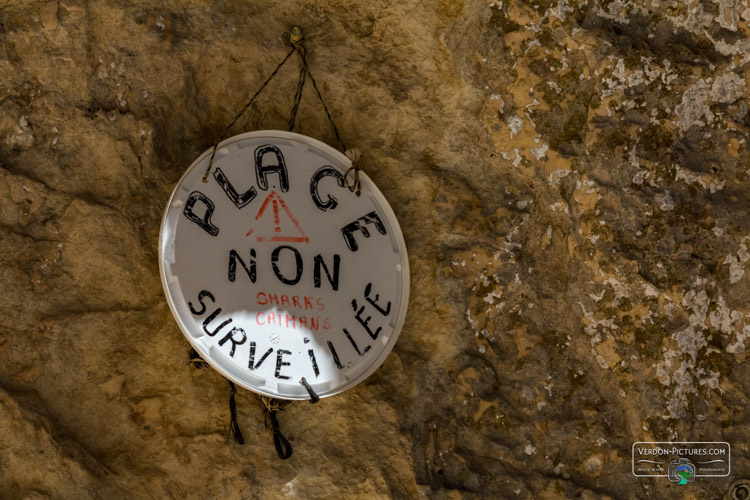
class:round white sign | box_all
[159,131,409,400]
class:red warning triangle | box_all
[245,190,309,243]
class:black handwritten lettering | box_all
[271,245,303,285]
[228,249,257,283]
[341,211,387,251]
[314,254,340,290]
[308,349,320,377]
[351,300,381,340]
[183,191,219,236]
[343,327,371,356]
[189,290,215,316]
[218,327,247,357]
[255,145,289,192]
[365,283,391,316]
[248,342,273,370]
[213,167,257,208]
[327,341,343,369]
[202,308,232,337]
[275,349,292,379]
[310,166,345,211]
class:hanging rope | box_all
[287,28,362,195]
[187,348,244,445]
[201,46,296,183]
[287,43,308,132]
[260,396,293,459]
[187,350,320,457]
[200,26,362,195]
[307,64,345,151]
[228,382,244,444]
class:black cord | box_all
[293,40,360,195]
[202,46,296,182]
[305,59,345,152]
[288,44,308,132]
[228,382,244,445]
[263,400,293,459]
[201,28,360,196]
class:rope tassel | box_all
[228,382,244,445]
[260,396,293,459]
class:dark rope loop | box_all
[228,382,244,445]
[202,46,296,183]
[267,410,293,459]
[299,377,320,404]
[343,148,363,196]
[260,397,293,459]
[343,164,362,196]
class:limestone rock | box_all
[1,0,749,498]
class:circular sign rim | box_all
[159,130,410,400]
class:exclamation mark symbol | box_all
[272,197,281,233]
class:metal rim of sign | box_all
[159,130,410,400]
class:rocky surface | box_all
[1,0,750,498]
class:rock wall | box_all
[1,0,749,498]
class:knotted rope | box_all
[260,396,293,459]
